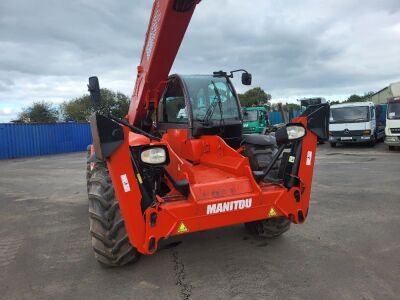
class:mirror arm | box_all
[229,69,249,77]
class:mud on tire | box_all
[87,163,140,267]
[245,217,291,238]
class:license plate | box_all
[341,137,352,141]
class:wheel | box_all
[389,146,395,151]
[330,142,336,148]
[243,142,280,179]
[86,145,92,186]
[87,163,140,267]
[245,217,291,238]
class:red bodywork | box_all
[96,0,321,255]
[106,115,317,255]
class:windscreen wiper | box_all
[201,81,223,125]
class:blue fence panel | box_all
[268,112,283,125]
[0,123,92,160]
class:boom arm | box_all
[128,0,200,127]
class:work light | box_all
[140,147,169,165]
[275,124,306,145]
[287,125,306,140]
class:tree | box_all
[61,88,130,122]
[238,87,271,107]
[329,100,341,105]
[17,101,58,123]
[345,94,364,103]
[363,91,375,102]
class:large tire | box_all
[86,145,92,188]
[330,142,337,148]
[87,163,140,267]
[389,146,396,151]
[243,143,280,178]
[245,217,291,238]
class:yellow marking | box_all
[137,173,143,184]
[268,207,278,217]
[177,222,189,233]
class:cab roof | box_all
[330,102,374,108]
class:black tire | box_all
[87,163,140,267]
[245,217,291,238]
[330,142,337,148]
[243,143,280,178]
[389,146,395,151]
[86,145,92,186]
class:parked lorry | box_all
[329,102,385,147]
[242,106,270,134]
[385,81,400,150]
[385,96,400,150]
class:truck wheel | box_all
[369,134,377,147]
[330,142,336,148]
[389,146,395,151]
[87,163,140,267]
[245,217,291,238]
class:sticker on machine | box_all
[306,151,313,166]
[120,174,131,192]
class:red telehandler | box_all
[86,0,329,266]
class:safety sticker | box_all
[177,222,189,234]
[120,174,131,192]
[306,151,313,166]
[268,207,278,217]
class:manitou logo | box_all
[206,198,252,215]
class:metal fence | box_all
[0,123,92,160]
[268,111,301,125]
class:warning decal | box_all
[120,174,131,192]
[177,222,189,234]
[268,207,278,217]
[306,151,313,166]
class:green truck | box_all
[242,106,270,134]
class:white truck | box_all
[385,96,400,150]
[329,102,385,147]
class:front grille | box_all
[243,127,256,134]
[390,128,400,134]
[330,130,364,137]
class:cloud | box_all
[1,0,400,122]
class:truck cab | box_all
[242,106,269,134]
[329,102,385,147]
[385,97,400,150]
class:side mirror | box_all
[88,76,101,107]
[241,72,252,85]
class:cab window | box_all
[159,79,188,123]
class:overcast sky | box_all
[1,0,400,122]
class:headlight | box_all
[287,125,306,140]
[362,130,371,136]
[140,147,168,165]
[275,124,306,145]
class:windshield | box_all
[243,110,258,121]
[388,103,400,120]
[182,75,240,122]
[330,106,369,123]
